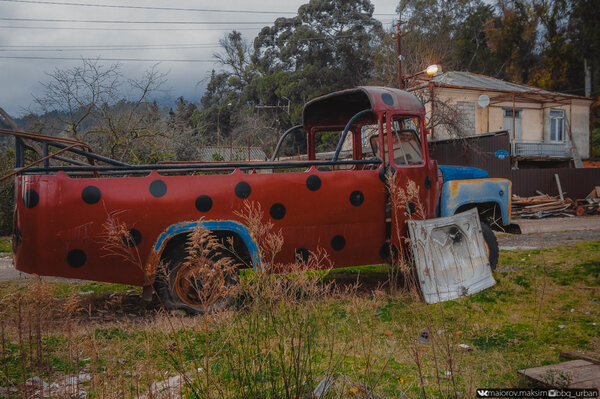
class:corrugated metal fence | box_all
[428,132,600,199]
[429,131,511,178]
[509,168,600,199]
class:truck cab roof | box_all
[302,86,425,129]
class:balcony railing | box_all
[511,141,571,158]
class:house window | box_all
[503,109,522,140]
[457,101,475,135]
[550,109,565,142]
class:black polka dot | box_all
[331,235,345,251]
[149,180,167,198]
[379,243,398,261]
[66,249,86,268]
[269,203,286,220]
[349,190,364,207]
[81,186,101,204]
[406,202,416,216]
[382,93,394,105]
[23,189,39,208]
[13,227,21,246]
[122,229,142,247]
[195,195,213,212]
[235,182,251,199]
[306,175,321,191]
[295,248,309,263]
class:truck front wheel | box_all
[481,223,499,271]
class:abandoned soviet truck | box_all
[6,86,512,311]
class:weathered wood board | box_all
[519,360,600,389]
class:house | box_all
[410,71,594,166]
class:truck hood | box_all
[438,165,489,182]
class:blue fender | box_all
[152,220,261,271]
[440,178,512,225]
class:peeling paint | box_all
[440,178,511,224]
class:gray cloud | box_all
[0,0,399,117]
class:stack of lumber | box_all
[512,193,573,218]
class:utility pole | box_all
[396,21,405,89]
[584,59,592,97]
[275,102,280,146]
[255,99,289,152]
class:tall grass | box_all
[0,190,574,398]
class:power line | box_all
[0,45,221,51]
[0,55,217,62]
[0,0,399,16]
[0,34,364,50]
[0,25,261,31]
[0,0,299,15]
[0,17,272,25]
[0,43,218,48]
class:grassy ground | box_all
[0,241,598,398]
[0,236,11,254]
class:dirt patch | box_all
[498,229,600,250]
[498,215,600,250]
[514,215,600,234]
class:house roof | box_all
[412,71,592,103]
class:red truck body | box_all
[13,87,440,288]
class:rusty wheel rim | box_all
[173,263,204,308]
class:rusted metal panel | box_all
[408,208,495,304]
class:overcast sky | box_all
[0,0,400,117]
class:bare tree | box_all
[230,113,276,154]
[92,65,168,162]
[411,89,465,139]
[34,59,121,140]
[34,59,169,163]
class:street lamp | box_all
[401,64,442,89]
[425,64,440,75]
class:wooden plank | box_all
[561,351,600,365]
[524,201,563,209]
[555,173,564,201]
[519,360,600,389]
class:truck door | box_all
[383,114,439,255]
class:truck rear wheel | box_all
[155,238,238,314]
[481,223,499,271]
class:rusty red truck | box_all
[6,86,512,311]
